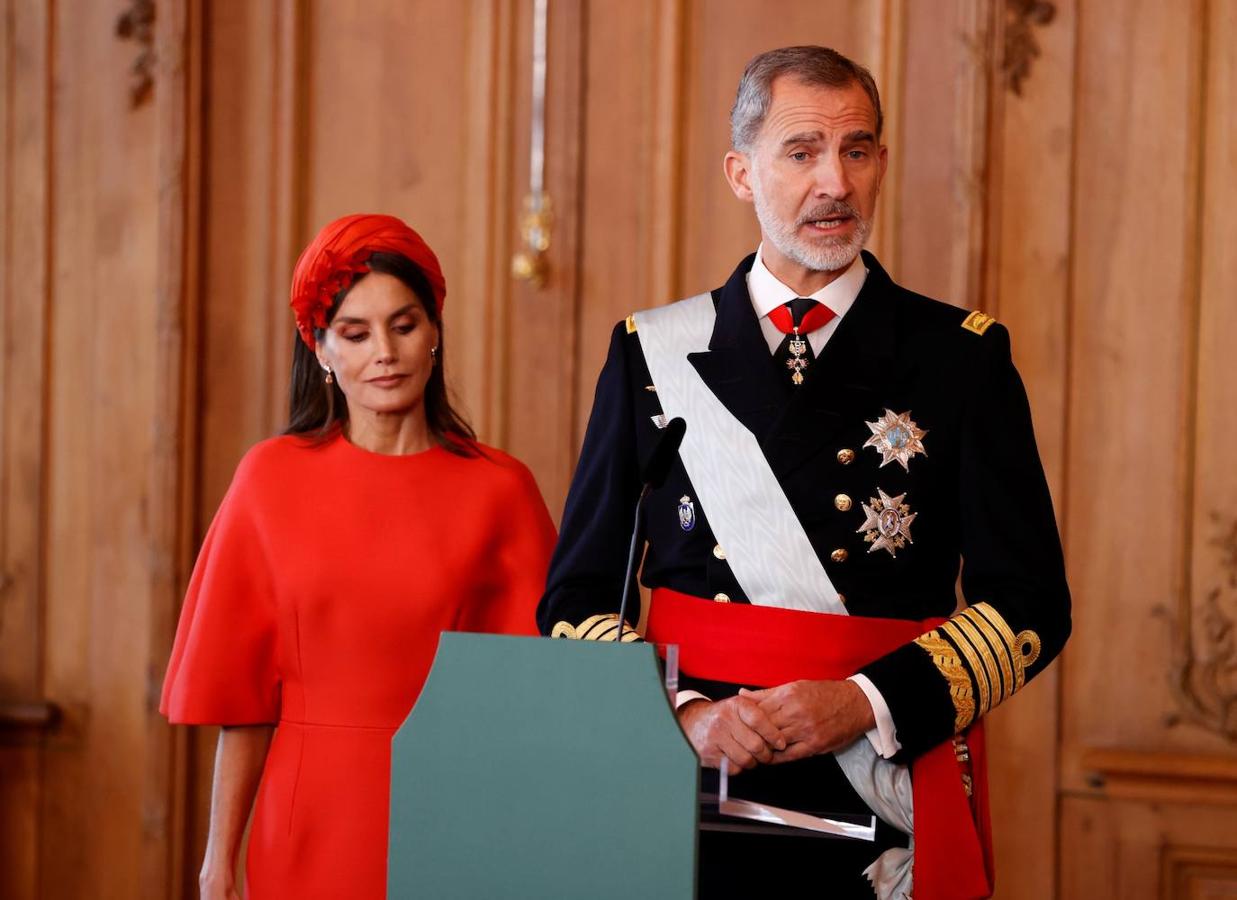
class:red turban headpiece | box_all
[289,213,447,349]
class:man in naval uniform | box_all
[538,45,1070,900]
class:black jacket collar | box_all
[686,250,906,479]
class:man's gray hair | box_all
[730,46,883,152]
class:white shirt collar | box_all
[747,244,867,322]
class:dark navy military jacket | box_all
[538,251,1071,762]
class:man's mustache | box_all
[796,200,861,226]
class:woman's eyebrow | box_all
[333,303,418,326]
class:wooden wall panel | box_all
[304,0,474,261]
[982,2,1077,897]
[457,0,518,446]
[149,1,202,894]
[200,1,298,491]
[863,0,904,273]
[0,0,49,701]
[39,1,161,896]
[1162,847,1237,900]
[0,4,51,899]
[1061,0,1223,769]
[574,0,679,447]
[1062,794,1237,900]
[1057,0,1237,890]
[1179,0,1237,753]
[896,0,997,308]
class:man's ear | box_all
[723,149,755,203]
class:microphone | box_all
[640,416,686,490]
[616,418,686,639]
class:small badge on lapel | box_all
[863,409,928,471]
[677,495,696,532]
[857,488,917,557]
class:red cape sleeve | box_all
[160,457,281,725]
[454,455,557,637]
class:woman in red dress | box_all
[161,214,556,899]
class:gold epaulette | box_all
[551,613,641,643]
[961,310,996,335]
[625,314,638,334]
[914,602,1041,732]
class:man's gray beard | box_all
[752,181,872,273]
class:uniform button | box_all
[830,548,849,563]
[713,592,731,603]
[834,493,853,511]
[713,544,726,560]
[837,593,847,604]
[837,448,855,465]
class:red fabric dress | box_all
[160,432,556,899]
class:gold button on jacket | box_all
[837,448,855,464]
[713,592,731,603]
[830,548,849,563]
[834,494,853,511]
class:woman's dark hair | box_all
[284,251,478,455]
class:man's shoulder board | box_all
[961,310,997,336]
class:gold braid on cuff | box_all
[966,603,1041,690]
[941,620,993,715]
[913,629,976,731]
[931,602,1044,722]
[551,614,641,642]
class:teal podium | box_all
[389,633,698,899]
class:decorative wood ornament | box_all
[1161,514,1237,742]
[1004,0,1056,97]
[115,0,157,108]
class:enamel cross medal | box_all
[786,327,809,385]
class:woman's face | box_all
[315,271,439,421]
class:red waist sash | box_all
[647,587,994,900]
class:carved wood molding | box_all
[1159,514,1237,742]
[0,700,61,732]
[115,0,156,107]
[1082,748,1237,807]
[1161,844,1237,900]
[1003,0,1055,96]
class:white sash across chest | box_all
[634,294,846,615]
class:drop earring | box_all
[324,367,334,385]
[430,346,438,365]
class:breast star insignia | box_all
[857,489,917,557]
[863,409,927,471]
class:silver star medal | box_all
[857,489,917,557]
[863,409,927,470]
